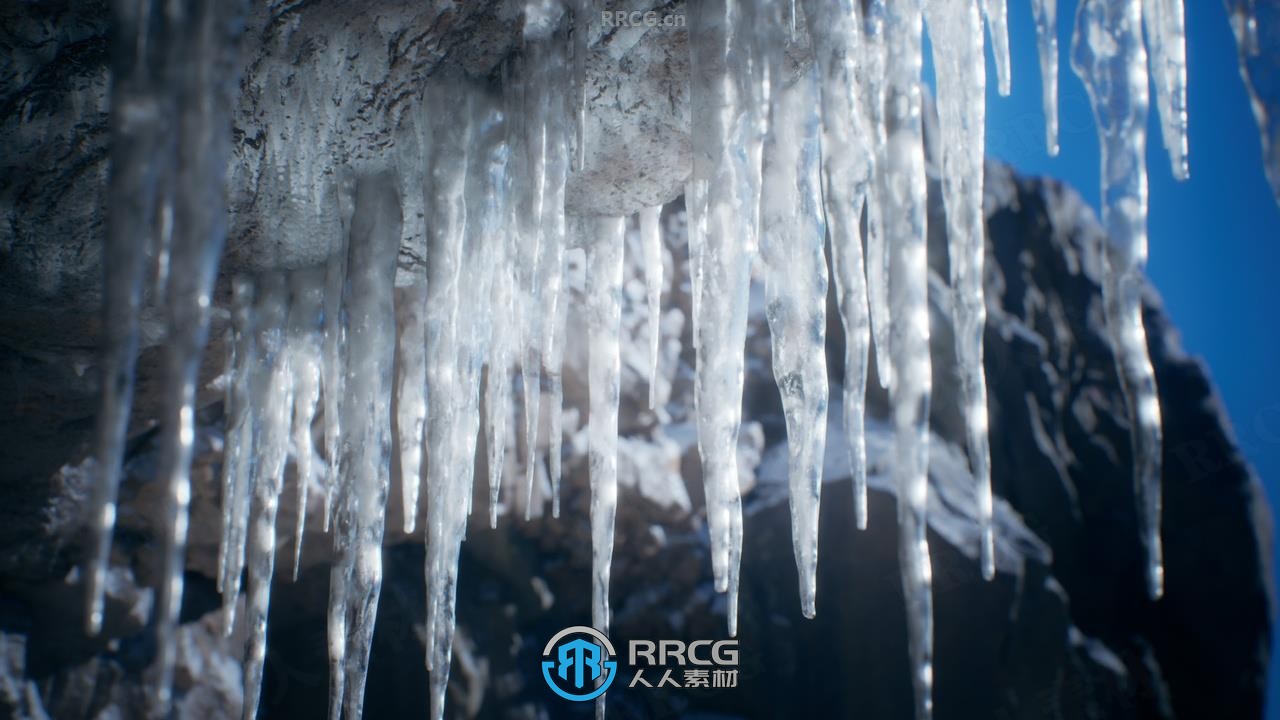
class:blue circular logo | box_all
[540,625,619,702]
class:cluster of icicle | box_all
[79,0,1205,718]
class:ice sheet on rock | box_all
[689,0,757,638]
[924,0,996,580]
[1143,0,1189,179]
[639,206,664,410]
[882,1,935,717]
[760,58,830,618]
[1031,0,1060,155]
[587,216,625,720]
[1071,0,1165,600]
[395,280,428,534]
[803,0,875,531]
[1224,0,1280,205]
[288,269,325,580]
[327,174,400,720]
[243,273,293,720]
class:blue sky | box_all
[926,1,1280,714]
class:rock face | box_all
[0,2,1273,719]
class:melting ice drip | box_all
[83,0,1271,717]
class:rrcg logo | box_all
[541,626,739,700]
[540,626,619,702]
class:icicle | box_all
[689,0,756,637]
[395,280,428,534]
[640,206,664,410]
[572,0,591,171]
[288,269,324,580]
[1223,0,1280,203]
[321,244,346,533]
[587,216,625,720]
[242,273,293,720]
[421,95,506,720]
[803,0,875,531]
[862,0,895,391]
[327,173,401,720]
[518,47,550,522]
[981,0,1012,96]
[684,179,706,354]
[486,265,514,529]
[1071,0,1165,600]
[218,278,255,609]
[883,1,934,717]
[924,0,996,580]
[537,31,572,520]
[461,102,512,529]
[1143,0,1189,179]
[422,81,475,720]
[85,0,164,636]
[151,0,243,711]
[548,275,568,519]
[1031,0,1061,155]
[760,59,830,618]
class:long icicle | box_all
[1143,0,1189,179]
[924,0,996,580]
[536,29,571,520]
[863,0,895,391]
[1224,0,1280,204]
[1031,0,1061,155]
[327,173,401,720]
[760,56,830,618]
[804,0,875,531]
[242,273,293,720]
[548,272,568,519]
[288,269,324,580]
[422,80,474,720]
[883,0,935,717]
[639,205,664,410]
[519,64,549,521]
[572,0,591,171]
[85,0,164,636]
[689,0,754,638]
[1071,0,1165,600]
[981,0,1012,95]
[395,280,428,534]
[587,216,625,720]
[486,255,514,529]
[151,0,243,711]
[321,241,347,533]
[218,278,255,612]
